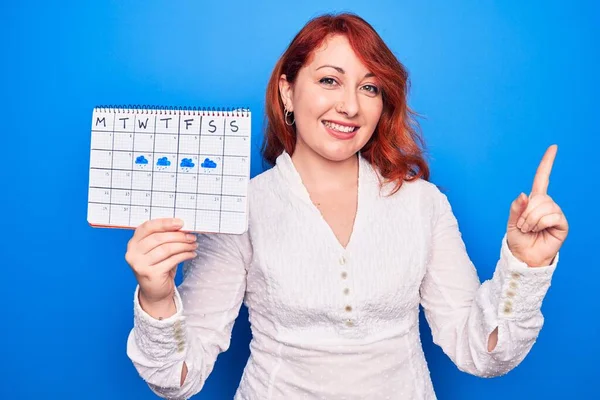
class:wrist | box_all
[527,255,556,268]
[138,290,177,320]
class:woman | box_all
[125,13,568,399]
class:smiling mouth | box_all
[322,120,359,133]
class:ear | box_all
[278,74,294,112]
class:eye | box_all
[362,84,379,95]
[319,77,338,87]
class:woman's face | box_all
[279,34,384,162]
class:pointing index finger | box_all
[531,144,558,195]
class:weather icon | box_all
[157,157,171,167]
[201,158,217,168]
[180,158,195,168]
[135,155,148,165]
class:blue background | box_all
[2,0,598,398]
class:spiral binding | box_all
[94,105,251,117]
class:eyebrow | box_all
[316,64,375,78]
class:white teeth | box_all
[324,121,356,133]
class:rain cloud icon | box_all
[180,158,195,168]
[201,158,217,168]
[157,157,171,167]
[135,155,148,165]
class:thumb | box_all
[508,192,528,228]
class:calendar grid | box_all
[90,129,248,138]
[107,115,116,223]
[218,118,226,231]
[88,107,251,234]
[89,166,246,177]
[173,114,181,219]
[128,113,137,226]
[89,187,247,197]
[90,151,248,159]
[88,201,245,213]
[149,114,157,220]
[194,116,203,230]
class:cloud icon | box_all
[157,157,171,167]
[180,158,195,168]
[201,158,217,168]
[135,155,148,165]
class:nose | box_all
[337,88,359,118]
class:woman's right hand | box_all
[125,218,199,308]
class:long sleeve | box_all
[126,231,252,399]
[419,187,558,378]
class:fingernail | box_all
[173,218,184,227]
[517,217,524,229]
[186,234,196,241]
[522,222,530,233]
[521,193,527,203]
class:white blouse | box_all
[126,150,558,400]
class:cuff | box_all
[132,285,189,361]
[492,234,558,320]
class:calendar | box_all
[87,106,251,234]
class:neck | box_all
[290,141,358,193]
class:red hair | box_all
[261,12,430,194]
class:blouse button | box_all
[345,319,354,327]
[343,288,350,295]
[345,305,352,312]
[341,271,348,279]
[339,256,346,265]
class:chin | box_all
[295,129,372,163]
[315,143,362,162]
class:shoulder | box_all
[246,165,289,210]
[248,164,279,193]
[413,178,446,200]
[382,177,449,220]
[409,178,456,223]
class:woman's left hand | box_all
[506,145,569,267]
